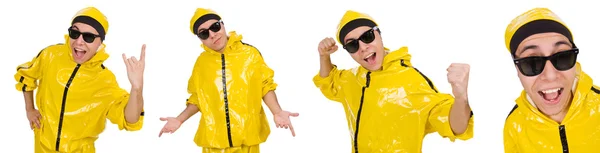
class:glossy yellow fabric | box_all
[504,7,571,52]
[72,7,109,34]
[336,10,378,44]
[313,47,474,152]
[189,8,220,34]
[14,35,144,153]
[202,145,259,153]
[186,31,276,149]
[504,63,600,153]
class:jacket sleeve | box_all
[186,56,203,108]
[415,68,473,142]
[186,80,200,106]
[256,52,277,97]
[14,47,49,92]
[504,116,518,152]
[186,70,200,106]
[104,69,144,131]
[312,65,348,102]
[426,96,474,142]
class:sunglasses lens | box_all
[360,29,375,44]
[210,22,221,32]
[344,40,359,53]
[516,57,546,76]
[551,50,578,71]
[81,33,97,43]
[68,29,81,39]
[198,30,210,40]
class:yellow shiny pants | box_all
[202,145,260,153]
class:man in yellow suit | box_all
[158,8,298,153]
[313,10,475,152]
[15,7,146,152]
[503,8,600,152]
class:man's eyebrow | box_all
[344,38,357,44]
[197,28,208,34]
[555,41,572,47]
[518,45,538,55]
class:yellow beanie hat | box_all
[505,8,573,56]
[71,7,109,41]
[189,8,221,35]
[336,10,379,44]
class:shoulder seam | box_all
[401,60,437,92]
[37,43,64,57]
[240,41,262,57]
[506,104,519,120]
[17,44,61,71]
[591,86,600,94]
[400,59,409,67]
[411,67,438,93]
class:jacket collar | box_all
[202,31,244,55]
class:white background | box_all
[1,0,599,152]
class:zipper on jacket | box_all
[354,72,371,153]
[559,125,569,153]
[221,54,233,147]
[55,64,81,151]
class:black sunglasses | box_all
[513,48,579,77]
[197,20,223,40]
[68,28,101,43]
[343,27,378,54]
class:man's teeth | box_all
[541,88,561,94]
[364,53,375,60]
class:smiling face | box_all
[69,23,102,64]
[343,26,385,71]
[514,32,577,119]
[197,19,227,52]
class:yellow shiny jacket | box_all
[186,31,276,148]
[313,47,474,152]
[504,63,600,153]
[14,35,144,153]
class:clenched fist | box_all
[447,63,470,101]
[318,37,338,56]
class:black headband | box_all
[193,14,221,35]
[339,18,378,43]
[510,19,574,57]
[72,16,106,41]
